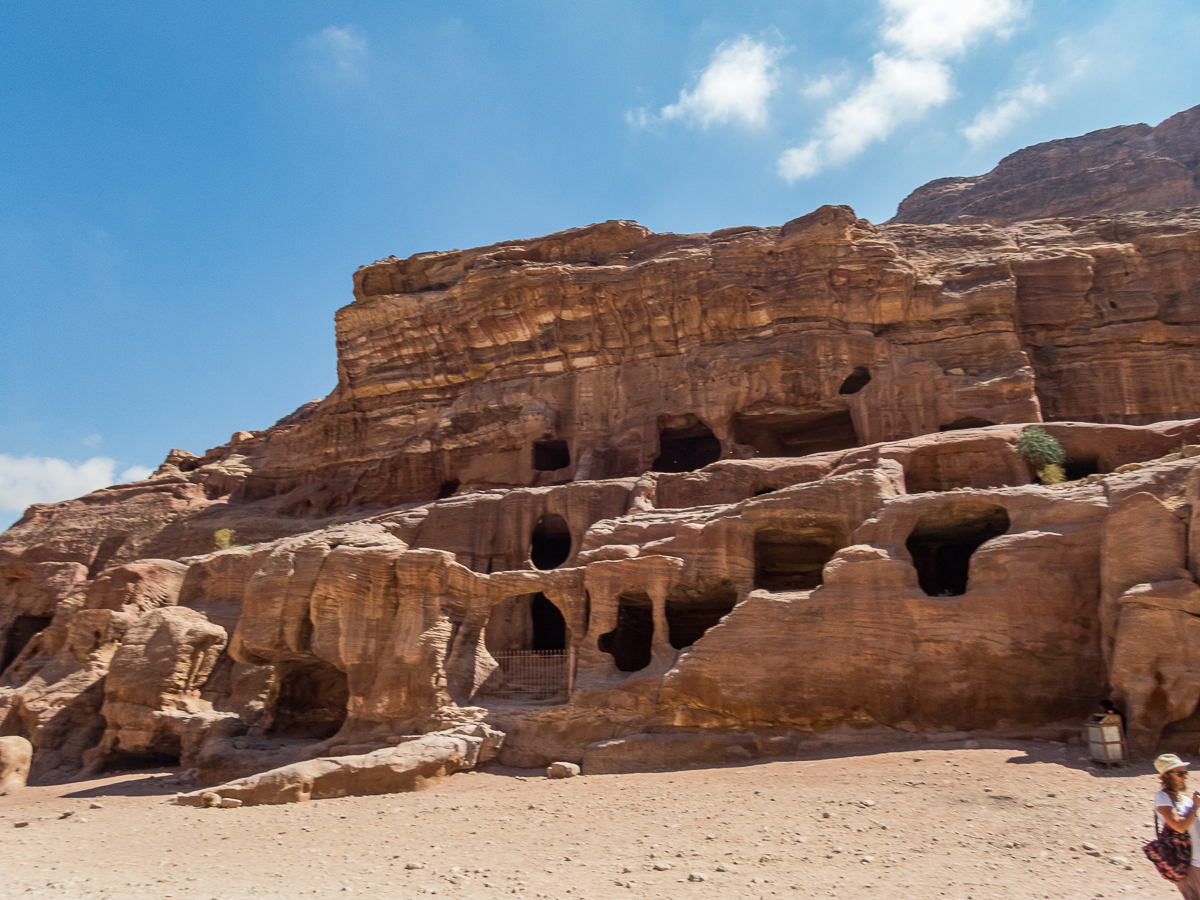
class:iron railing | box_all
[477,648,573,701]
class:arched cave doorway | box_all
[754,525,846,591]
[267,660,349,740]
[666,581,738,649]
[533,440,571,471]
[838,366,872,395]
[484,592,568,653]
[1,615,51,674]
[905,505,1010,597]
[652,416,722,473]
[105,735,183,771]
[530,514,572,570]
[598,591,654,672]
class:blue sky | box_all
[2,0,1199,530]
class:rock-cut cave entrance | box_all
[533,440,571,472]
[905,505,1010,597]
[733,409,859,458]
[267,660,350,740]
[530,514,572,570]
[665,581,738,649]
[598,591,654,672]
[754,525,846,591]
[479,593,570,702]
[484,593,568,653]
[1,615,52,674]
[651,416,722,473]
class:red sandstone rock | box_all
[892,104,1200,225]
[7,113,1200,782]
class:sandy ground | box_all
[0,739,1184,900]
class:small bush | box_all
[1037,463,1066,485]
[1017,425,1065,472]
[214,528,236,551]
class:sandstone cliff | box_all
[4,194,1200,786]
[892,104,1200,225]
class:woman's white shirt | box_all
[1155,790,1200,866]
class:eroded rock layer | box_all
[892,104,1200,225]
[5,200,1200,786]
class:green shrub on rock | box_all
[1017,426,1067,483]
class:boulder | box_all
[175,723,503,806]
[0,735,32,791]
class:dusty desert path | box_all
[0,739,1181,899]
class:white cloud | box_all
[881,0,1025,58]
[650,36,785,129]
[779,0,1027,180]
[962,81,1049,146]
[801,75,838,101]
[81,434,102,446]
[121,465,155,482]
[0,455,152,517]
[303,25,369,79]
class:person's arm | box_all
[1158,792,1200,833]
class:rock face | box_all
[892,105,1200,225]
[175,723,502,806]
[6,118,1200,784]
[0,735,32,791]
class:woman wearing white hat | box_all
[1155,754,1200,896]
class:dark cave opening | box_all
[733,409,858,458]
[533,440,571,471]
[437,479,461,499]
[838,366,872,395]
[484,592,569,653]
[940,417,997,431]
[530,593,567,651]
[1064,456,1101,480]
[267,660,349,740]
[598,592,654,672]
[530,514,572,570]
[905,506,1010,597]
[753,526,846,592]
[105,747,182,771]
[651,418,722,473]
[1,615,52,674]
[665,581,738,649]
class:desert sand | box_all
[0,739,1181,899]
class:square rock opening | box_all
[666,581,738,649]
[753,525,846,592]
[598,591,654,672]
[733,409,858,458]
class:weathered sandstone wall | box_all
[892,104,1200,225]
[3,200,1200,785]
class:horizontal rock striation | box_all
[892,104,1200,225]
[7,124,1200,785]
